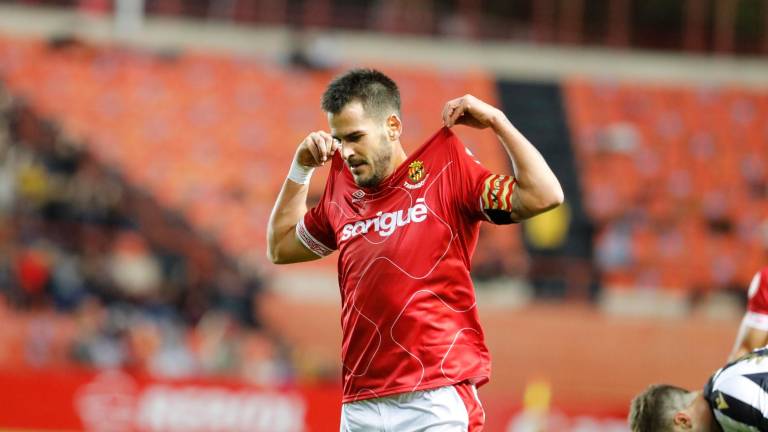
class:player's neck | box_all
[690,392,721,432]
[383,142,407,179]
[391,143,407,170]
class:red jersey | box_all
[297,127,516,403]
[745,266,768,330]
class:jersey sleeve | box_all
[447,129,517,225]
[745,267,768,331]
[295,162,339,258]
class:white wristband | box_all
[287,159,315,185]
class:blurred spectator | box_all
[24,311,57,367]
[0,142,18,214]
[742,153,767,198]
[49,249,87,311]
[144,321,197,378]
[14,241,52,307]
[597,122,639,154]
[192,310,239,375]
[760,218,768,250]
[595,220,632,272]
[286,27,338,71]
[213,266,263,327]
[16,158,49,211]
[71,297,127,368]
[239,330,294,387]
[0,242,16,303]
[108,230,161,300]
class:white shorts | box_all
[340,382,485,432]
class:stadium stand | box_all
[564,77,768,293]
[0,75,294,385]
[0,33,525,384]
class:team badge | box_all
[408,160,425,182]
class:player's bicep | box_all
[478,174,519,225]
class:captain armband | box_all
[479,174,517,225]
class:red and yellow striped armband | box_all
[480,174,517,224]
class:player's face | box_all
[329,101,393,188]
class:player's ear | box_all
[673,411,693,429]
[386,114,402,141]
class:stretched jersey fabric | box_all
[744,267,768,331]
[704,347,768,431]
[297,127,516,403]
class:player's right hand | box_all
[295,131,340,168]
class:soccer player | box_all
[729,266,768,361]
[629,347,768,431]
[266,69,563,431]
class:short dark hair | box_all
[628,384,689,432]
[321,68,400,119]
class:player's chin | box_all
[353,172,378,188]
[353,175,370,187]
[351,166,370,183]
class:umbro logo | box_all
[352,189,365,203]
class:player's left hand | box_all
[442,94,504,129]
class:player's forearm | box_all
[266,178,309,263]
[490,112,564,217]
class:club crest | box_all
[408,160,425,182]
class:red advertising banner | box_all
[0,368,629,431]
[0,368,340,431]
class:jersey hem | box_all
[341,374,490,404]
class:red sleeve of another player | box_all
[296,164,338,258]
[446,129,517,225]
[745,267,768,330]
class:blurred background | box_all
[0,0,765,431]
